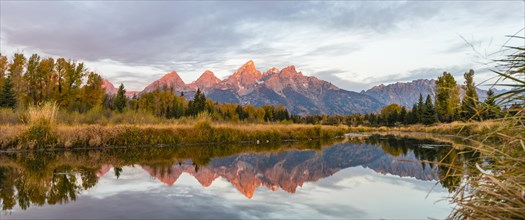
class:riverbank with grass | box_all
[0,103,347,150]
[0,102,515,150]
[1,123,348,150]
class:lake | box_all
[0,134,462,219]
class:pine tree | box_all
[114,83,127,112]
[483,89,500,119]
[236,105,247,120]
[461,69,479,121]
[417,94,425,123]
[399,106,407,125]
[422,95,437,125]
[0,76,17,108]
[408,104,417,124]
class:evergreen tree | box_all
[408,104,418,124]
[399,106,407,125]
[435,72,460,122]
[187,89,206,116]
[194,89,206,114]
[114,83,127,112]
[461,69,479,121]
[422,95,437,125]
[417,94,425,123]
[236,105,247,120]
[0,76,17,108]
[483,89,500,119]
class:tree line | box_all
[0,53,105,111]
[0,53,290,122]
[291,70,512,126]
[0,53,513,125]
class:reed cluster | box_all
[17,102,60,148]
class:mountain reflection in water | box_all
[0,135,468,218]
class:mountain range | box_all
[102,61,382,115]
[102,61,499,115]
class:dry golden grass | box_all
[0,122,347,149]
[347,120,509,139]
[447,116,525,219]
[26,102,59,125]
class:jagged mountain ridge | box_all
[361,79,437,107]
[103,61,383,115]
[361,79,503,107]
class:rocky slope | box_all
[361,79,436,107]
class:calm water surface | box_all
[0,135,460,219]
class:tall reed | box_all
[19,102,59,148]
[448,36,525,219]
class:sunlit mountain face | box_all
[101,61,383,115]
[0,135,471,213]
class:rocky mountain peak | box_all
[278,65,303,78]
[102,61,384,115]
[222,60,263,95]
[101,79,117,95]
[231,60,261,81]
[143,70,188,93]
[192,70,221,89]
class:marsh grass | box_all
[18,102,59,149]
[445,36,525,219]
[446,115,525,219]
[0,122,347,150]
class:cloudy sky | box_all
[1,1,523,91]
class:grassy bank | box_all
[0,103,511,150]
[0,122,347,150]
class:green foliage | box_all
[380,103,402,126]
[417,94,424,123]
[114,83,127,113]
[481,89,501,119]
[422,95,437,125]
[0,76,17,108]
[461,69,480,121]
[435,72,460,122]
[187,89,207,116]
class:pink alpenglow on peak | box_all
[190,70,221,89]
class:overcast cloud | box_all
[1,1,522,91]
